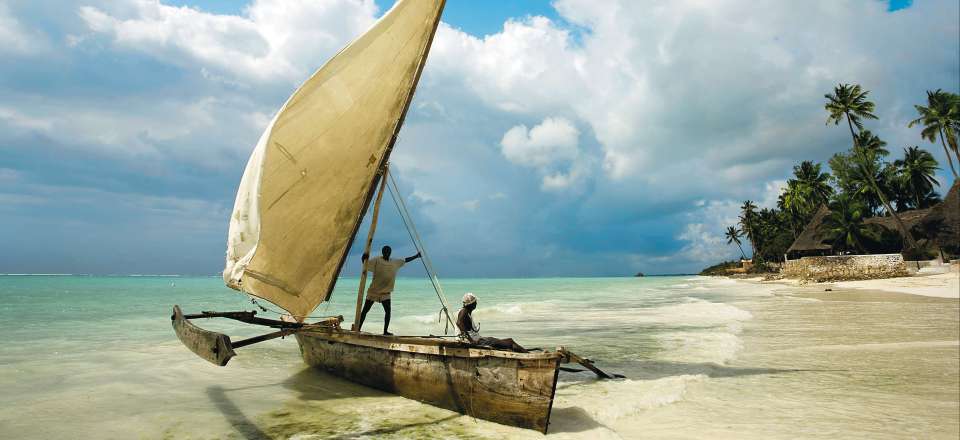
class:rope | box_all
[385,170,456,334]
[386,174,453,333]
[246,296,339,321]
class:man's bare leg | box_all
[504,338,529,353]
[382,299,392,335]
[356,299,374,332]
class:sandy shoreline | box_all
[832,272,959,299]
[634,275,959,439]
[732,271,959,299]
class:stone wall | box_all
[782,254,909,282]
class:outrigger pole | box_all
[170,305,342,366]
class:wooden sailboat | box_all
[171,0,618,433]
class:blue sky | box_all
[0,0,957,277]
[165,0,563,36]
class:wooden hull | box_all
[295,329,562,433]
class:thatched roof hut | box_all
[786,180,958,258]
[786,205,832,257]
[864,208,933,230]
[915,180,959,254]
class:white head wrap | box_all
[462,292,477,306]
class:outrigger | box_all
[172,307,621,433]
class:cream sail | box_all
[223,0,446,320]
[173,1,617,433]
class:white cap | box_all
[462,292,477,305]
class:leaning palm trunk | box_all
[938,127,959,178]
[745,225,758,260]
[845,113,920,254]
[948,129,960,172]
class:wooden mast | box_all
[319,0,446,309]
[353,166,390,332]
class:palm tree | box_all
[950,92,960,153]
[852,130,897,212]
[895,146,940,209]
[825,83,920,253]
[725,226,747,260]
[824,194,876,253]
[854,130,889,156]
[908,89,959,178]
[882,162,912,211]
[830,150,882,214]
[739,200,758,258]
[754,208,781,261]
[828,152,862,195]
[780,180,811,238]
[825,83,878,132]
[793,161,833,207]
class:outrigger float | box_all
[171,0,620,434]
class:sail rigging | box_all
[385,171,455,332]
[223,0,447,320]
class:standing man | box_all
[356,245,420,335]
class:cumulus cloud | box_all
[79,0,378,83]
[675,223,732,264]
[759,180,789,210]
[501,117,579,167]
[432,17,583,114]
[411,190,442,206]
[1,0,957,275]
[0,95,265,168]
[671,198,746,264]
[0,3,47,54]
[499,117,592,191]
[429,0,958,194]
[0,107,53,131]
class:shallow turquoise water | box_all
[0,275,728,372]
[0,275,955,439]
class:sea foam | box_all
[557,375,707,424]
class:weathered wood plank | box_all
[559,347,622,379]
[231,328,299,349]
[171,305,236,367]
[296,330,561,433]
[185,310,305,328]
[299,327,562,361]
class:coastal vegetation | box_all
[719,85,957,271]
[699,261,741,276]
[725,226,747,260]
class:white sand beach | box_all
[832,272,959,299]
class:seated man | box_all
[456,292,528,353]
